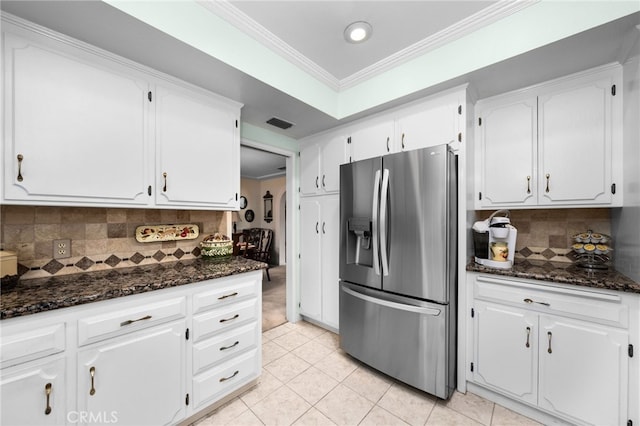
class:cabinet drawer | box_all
[192,298,258,342]
[78,297,186,346]
[192,277,258,314]
[1,323,65,369]
[193,321,258,375]
[474,276,628,327]
[192,348,259,410]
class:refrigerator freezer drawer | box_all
[339,282,454,399]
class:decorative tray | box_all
[135,224,200,243]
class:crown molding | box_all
[198,0,539,92]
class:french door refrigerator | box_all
[339,143,457,399]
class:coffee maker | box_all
[473,209,517,269]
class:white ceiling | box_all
[1,0,638,143]
[241,146,286,180]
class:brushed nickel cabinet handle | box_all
[526,176,531,194]
[44,383,52,415]
[17,154,24,182]
[401,133,405,149]
[218,292,238,300]
[525,327,531,348]
[219,370,239,382]
[162,172,168,192]
[547,331,553,354]
[322,174,326,188]
[316,222,319,234]
[545,173,550,193]
[386,137,390,152]
[219,314,239,323]
[220,341,240,351]
[322,222,326,234]
[120,315,152,327]
[89,367,96,395]
[315,176,319,189]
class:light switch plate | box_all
[53,239,71,259]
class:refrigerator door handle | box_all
[342,285,441,316]
[380,168,390,276]
[372,169,381,276]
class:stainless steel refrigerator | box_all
[339,143,457,399]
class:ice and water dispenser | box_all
[346,217,372,267]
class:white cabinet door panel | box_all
[299,199,322,321]
[320,135,347,193]
[320,196,340,330]
[350,121,395,162]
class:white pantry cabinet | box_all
[469,273,634,426]
[299,135,347,196]
[475,63,622,209]
[0,270,263,426]
[299,195,340,329]
[1,16,241,210]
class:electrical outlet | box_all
[53,239,71,259]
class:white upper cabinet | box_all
[155,84,240,209]
[299,134,347,196]
[2,31,151,206]
[476,64,622,209]
[349,120,395,162]
[1,18,242,209]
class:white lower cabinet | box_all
[77,320,186,426]
[1,356,66,426]
[0,270,262,426]
[470,273,633,426]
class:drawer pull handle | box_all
[219,370,239,382]
[89,367,96,395]
[220,341,240,351]
[523,298,550,307]
[120,315,152,327]
[218,292,238,300]
[219,314,239,323]
[547,331,553,354]
[44,383,52,415]
[525,327,531,348]
[17,154,24,182]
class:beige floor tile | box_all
[251,385,311,426]
[291,407,337,426]
[288,321,327,339]
[491,404,543,426]
[230,408,265,425]
[240,369,284,407]
[195,397,249,426]
[359,406,410,426]
[444,391,495,425]
[263,323,294,341]
[314,350,358,382]
[315,384,374,426]
[426,404,484,426]
[291,339,335,365]
[287,366,339,405]
[264,352,311,383]
[342,365,393,403]
[272,330,312,352]
[377,383,436,426]
[313,331,340,350]
[263,340,289,366]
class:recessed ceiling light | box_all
[344,21,372,44]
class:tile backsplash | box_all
[475,208,612,263]
[1,205,226,279]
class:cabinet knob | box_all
[16,154,24,182]
[44,383,52,415]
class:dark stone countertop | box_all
[467,259,640,294]
[0,256,267,320]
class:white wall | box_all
[612,38,640,282]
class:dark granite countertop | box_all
[467,259,640,294]
[0,256,267,320]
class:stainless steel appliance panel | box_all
[339,282,453,399]
[381,145,455,303]
[339,157,382,290]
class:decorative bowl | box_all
[200,234,233,258]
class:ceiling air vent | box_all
[266,117,294,130]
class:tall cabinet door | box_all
[320,195,340,330]
[476,96,537,207]
[299,199,322,321]
[77,321,186,426]
[538,75,614,205]
[320,135,347,193]
[3,32,150,205]
[538,315,628,426]
[155,84,240,209]
[473,301,537,406]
